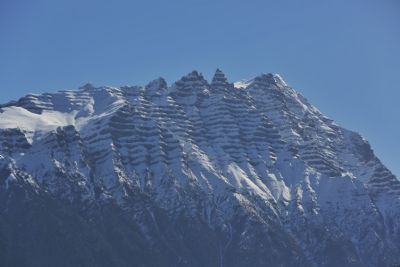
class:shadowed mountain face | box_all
[0,70,399,267]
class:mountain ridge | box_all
[0,69,399,267]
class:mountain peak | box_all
[211,68,229,89]
[273,73,288,86]
[79,82,95,90]
[0,69,399,267]
[182,70,205,81]
[144,77,168,100]
[173,70,208,89]
[146,77,167,89]
[249,73,288,89]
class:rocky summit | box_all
[0,70,399,267]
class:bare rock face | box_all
[0,70,399,267]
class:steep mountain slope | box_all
[0,70,399,267]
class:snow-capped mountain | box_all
[0,69,399,267]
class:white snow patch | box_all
[234,79,253,89]
[0,106,77,132]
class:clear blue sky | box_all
[1,0,399,176]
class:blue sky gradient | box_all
[0,0,399,176]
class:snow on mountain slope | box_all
[0,69,399,267]
[0,106,76,132]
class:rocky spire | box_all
[181,70,206,82]
[173,70,208,89]
[250,73,288,89]
[144,77,167,99]
[210,68,230,90]
[146,77,167,90]
[79,83,95,90]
